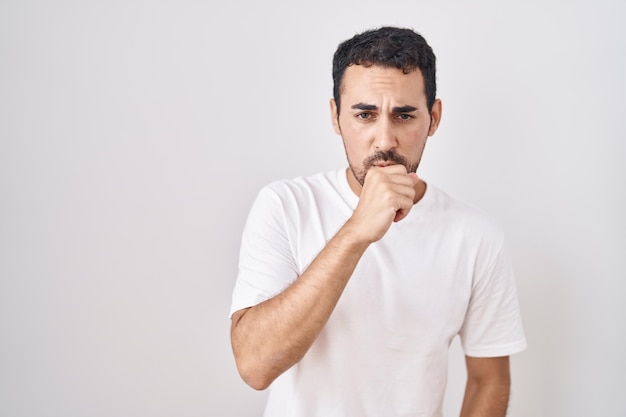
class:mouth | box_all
[372,161,394,168]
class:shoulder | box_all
[426,183,506,245]
[257,170,343,204]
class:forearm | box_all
[459,379,510,417]
[231,221,369,390]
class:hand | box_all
[348,165,419,243]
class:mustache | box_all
[363,150,409,168]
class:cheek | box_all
[404,123,430,146]
[344,143,366,164]
[340,125,370,160]
[406,137,427,155]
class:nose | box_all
[373,117,397,151]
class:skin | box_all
[460,356,511,417]
[330,64,439,221]
[231,64,510,416]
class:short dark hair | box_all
[332,26,437,113]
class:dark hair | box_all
[332,26,437,113]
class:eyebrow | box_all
[351,103,377,111]
[392,105,418,113]
[350,103,418,113]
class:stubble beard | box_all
[350,150,420,186]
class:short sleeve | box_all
[229,186,299,318]
[459,241,527,357]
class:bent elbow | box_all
[234,356,276,391]
[244,374,272,391]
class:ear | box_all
[427,98,442,136]
[330,98,341,135]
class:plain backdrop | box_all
[1,1,625,416]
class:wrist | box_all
[338,217,376,249]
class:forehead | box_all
[340,64,426,105]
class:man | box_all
[229,26,526,417]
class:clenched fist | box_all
[347,165,419,244]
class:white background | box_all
[1,1,625,416]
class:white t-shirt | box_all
[230,169,527,417]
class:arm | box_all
[459,356,511,417]
[231,223,368,390]
[231,166,418,390]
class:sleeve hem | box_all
[229,297,267,319]
[462,339,528,358]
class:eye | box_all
[356,112,371,120]
[396,114,413,121]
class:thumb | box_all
[394,208,409,223]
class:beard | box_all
[350,150,420,186]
